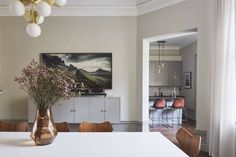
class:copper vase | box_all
[31,108,58,146]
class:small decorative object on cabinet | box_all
[15,60,77,145]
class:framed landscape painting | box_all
[184,72,191,89]
[41,53,112,89]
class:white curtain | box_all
[209,0,236,157]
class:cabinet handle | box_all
[101,110,104,112]
[104,109,106,112]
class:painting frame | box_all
[184,72,192,89]
[40,53,113,89]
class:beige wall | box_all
[180,41,197,120]
[0,16,137,121]
[137,0,214,131]
[0,0,216,131]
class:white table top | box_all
[0,132,188,157]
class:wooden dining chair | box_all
[176,128,201,157]
[79,121,113,132]
[55,122,71,132]
[0,121,29,132]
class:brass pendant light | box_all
[156,40,166,73]
[9,0,67,37]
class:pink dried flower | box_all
[15,60,76,110]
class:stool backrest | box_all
[172,97,185,108]
[153,98,166,109]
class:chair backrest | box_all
[172,97,185,108]
[79,121,113,132]
[153,98,166,109]
[55,122,71,132]
[176,128,201,157]
[0,121,29,132]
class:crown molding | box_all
[0,0,187,16]
[0,7,10,16]
[0,6,137,16]
[51,6,137,16]
[137,0,187,16]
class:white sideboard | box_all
[28,97,120,123]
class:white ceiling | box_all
[150,33,197,49]
[0,0,186,16]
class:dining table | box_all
[0,132,188,157]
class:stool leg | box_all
[183,108,187,121]
[149,109,153,128]
[162,108,168,128]
[152,110,154,128]
[172,109,174,127]
[161,109,163,126]
[178,109,180,124]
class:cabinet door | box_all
[104,98,120,123]
[89,97,105,123]
[57,98,74,123]
[149,61,156,86]
[156,61,169,86]
[74,97,90,123]
[168,61,182,86]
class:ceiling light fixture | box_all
[9,0,67,38]
[156,40,166,73]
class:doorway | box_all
[141,29,198,134]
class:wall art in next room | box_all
[41,53,112,89]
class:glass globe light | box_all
[37,16,44,24]
[26,23,41,38]
[55,0,67,7]
[36,2,51,17]
[9,0,25,16]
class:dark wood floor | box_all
[149,120,210,157]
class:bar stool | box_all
[149,98,166,128]
[171,97,187,125]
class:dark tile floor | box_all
[149,120,210,157]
